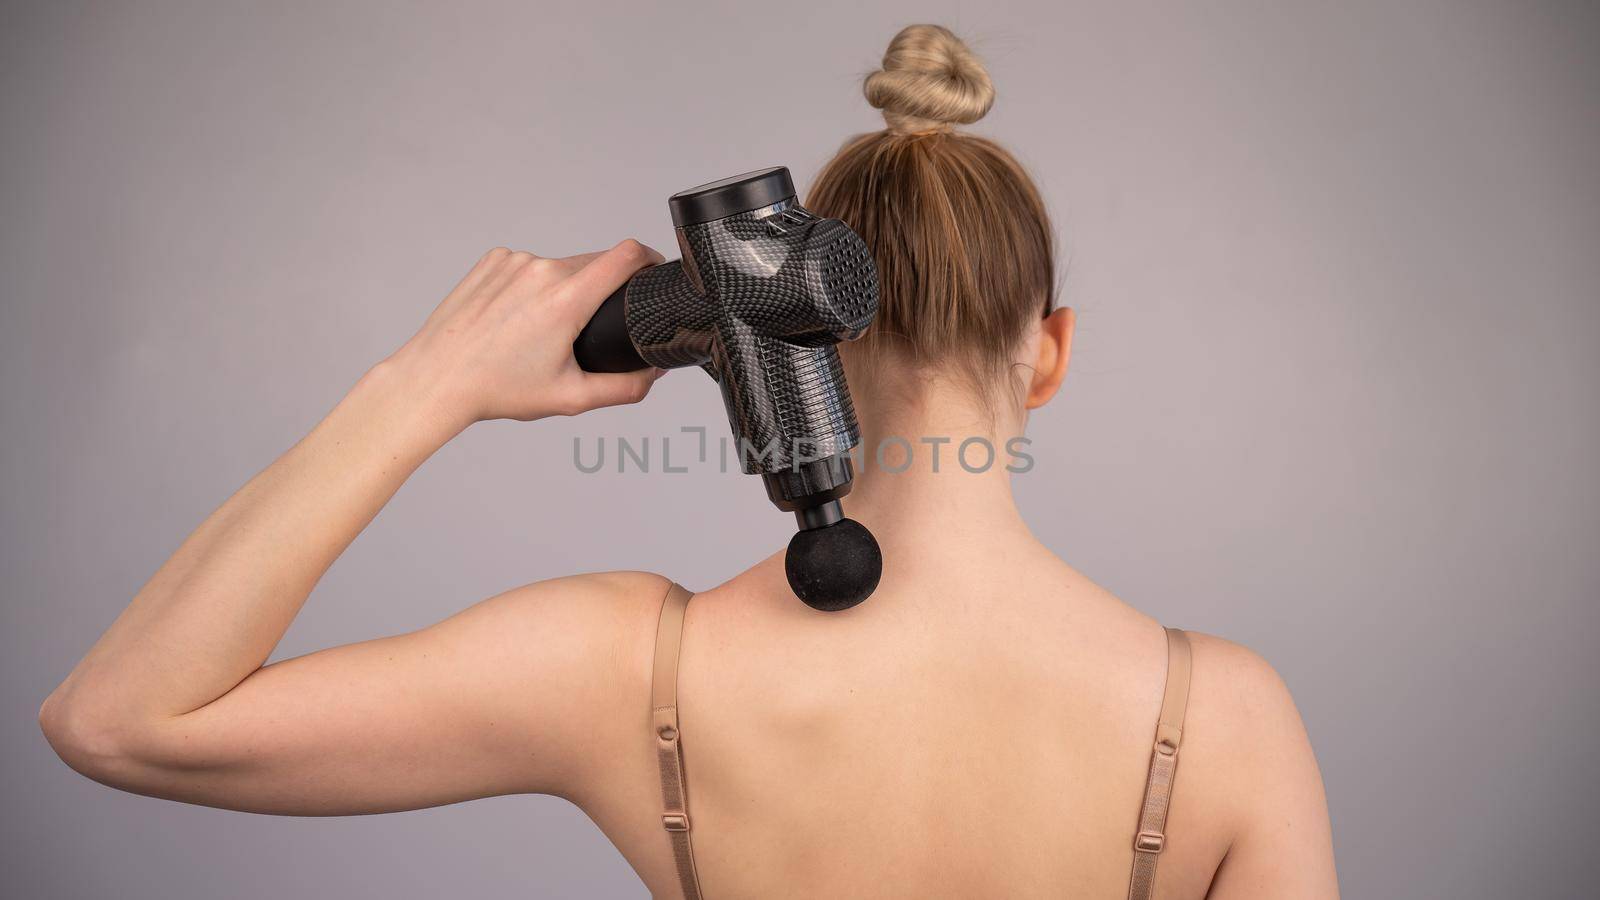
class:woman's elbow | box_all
[39,689,150,788]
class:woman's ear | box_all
[1025,307,1075,409]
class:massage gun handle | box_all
[573,282,647,373]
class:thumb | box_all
[560,239,664,320]
[568,367,667,413]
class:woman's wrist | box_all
[352,353,477,452]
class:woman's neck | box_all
[840,377,1035,551]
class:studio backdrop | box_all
[2,1,1596,898]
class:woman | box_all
[39,25,1337,899]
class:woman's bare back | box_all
[574,532,1328,899]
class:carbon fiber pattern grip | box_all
[623,200,879,475]
[623,260,716,368]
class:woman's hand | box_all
[389,240,668,429]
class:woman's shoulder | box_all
[1181,630,1308,751]
[1163,628,1329,852]
[486,570,677,647]
[464,570,678,716]
[1034,568,1324,850]
[1042,560,1307,735]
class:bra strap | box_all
[1127,627,1193,900]
[651,582,704,900]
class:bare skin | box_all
[40,241,1338,898]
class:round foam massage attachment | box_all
[785,518,883,611]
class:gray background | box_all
[2,1,1596,897]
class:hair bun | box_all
[864,24,995,134]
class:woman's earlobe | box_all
[1025,307,1075,409]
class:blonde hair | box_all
[808,25,1055,406]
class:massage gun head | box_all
[602,167,883,610]
[785,507,883,612]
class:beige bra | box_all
[649,582,1194,900]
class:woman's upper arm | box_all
[1191,634,1340,899]
[61,571,669,816]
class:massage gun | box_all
[573,167,882,611]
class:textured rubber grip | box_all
[573,283,647,373]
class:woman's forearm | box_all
[42,359,463,733]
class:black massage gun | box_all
[573,167,882,611]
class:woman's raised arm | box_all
[39,241,667,813]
